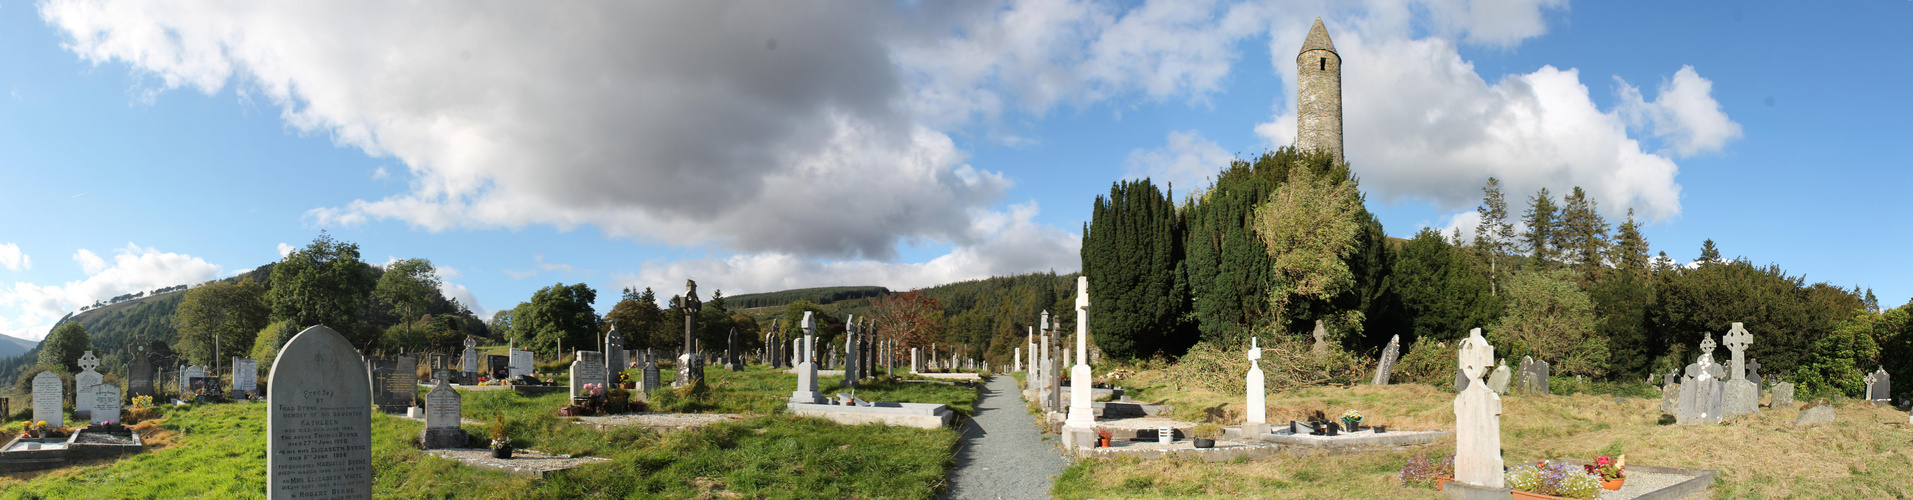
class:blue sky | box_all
[2,0,1909,341]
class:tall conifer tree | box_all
[1083,179,1187,360]
[1522,188,1559,267]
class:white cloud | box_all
[437,280,486,319]
[435,266,462,280]
[0,243,29,271]
[0,243,222,340]
[371,166,390,180]
[1438,210,1483,243]
[502,269,536,280]
[1615,65,1742,157]
[1123,130,1234,193]
[614,201,1079,295]
[276,242,295,258]
[1256,26,1734,223]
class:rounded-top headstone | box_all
[268,325,372,499]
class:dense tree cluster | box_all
[1082,148,1903,400]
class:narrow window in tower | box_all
[1320,57,1326,71]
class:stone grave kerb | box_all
[1723,323,1752,380]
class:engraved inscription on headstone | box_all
[74,351,104,419]
[91,385,122,425]
[570,351,608,399]
[488,355,510,380]
[32,371,63,427]
[418,380,467,449]
[128,342,154,399]
[233,357,259,398]
[268,325,373,500]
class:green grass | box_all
[0,365,977,499]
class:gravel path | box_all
[944,376,1069,500]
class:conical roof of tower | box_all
[1300,17,1336,55]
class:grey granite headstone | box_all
[1659,381,1681,414]
[32,371,62,427]
[1795,403,1835,425]
[604,326,628,379]
[1745,358,1763,389]
[1770,382,1795,409]
[642,348,661,392]
[128,343,154,399]
[233,357,259,398]
[268,325,372,499]
[1370,334,1400,385]
[1534,359,1551,395]
[376,355,417,413]
[90,385,122,425]
[487,355,509,380]
[74,351,104,419]
[418,380,467,449]
[1865,367,1891,405]
[570,351,607,399]
[841,316,860,389]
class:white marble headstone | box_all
[233,357,259,395]
[91,385,122,425]
[268,325,372,500]
[425,380,461,430]
[32,371,63,427]
[74,351,104,418]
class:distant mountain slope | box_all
[0,332,35,359]
[725,286,891,310]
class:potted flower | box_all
[1096,428,1113,447]
[489,411,513,459]
[607,387,631,414]
[1188,423,1222,448]
[1585,454,1625,490]
[618,371,636,389]
[1340,409,1364,431]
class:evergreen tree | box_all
[1556,187,1610,280]
[1082,178,1187,360]
[1181,147,1338,346]
[1697,239,1722,265]
[1393,228,1502,343]
[1254,166,1367,342]
[1521,188,1559,266]
[603,287,667,350]
[1472,177,1517,295]
[1613,209,1650,277]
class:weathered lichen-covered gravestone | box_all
[269,325,372,499]
[1745,358,1763,389]
[418,380,467,449]
[1795,402,1835,425]
[74,351,105,420]
[90,385,121,425]
[1486,359,1511,394]
[32,371,63,427]
[1311,320,1329,355]
[233,357,259,399]
[461,336,479,377]
[676,280,705,387]
[1453,328,1504,488]
[1677,333,1727,425]
[1370,334,1400,385]
[1771,381,1795,410]
[842,316,861,389]
[642,348,661,392]
[1865,368,1891,405]
[570,351,607,399]
[1721,323,1759,417]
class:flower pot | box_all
[1601,477,1625,490]
[492,446,512,459]
[1192,438,1215,448]
[1434,477,1453,491]
[1097,437,1111,447]
[558,407,578,417]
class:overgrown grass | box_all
[1052,373,1913,499]
[0,364,977,499]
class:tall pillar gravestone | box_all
[842,316,860,389]
[605,326,628,382]
[1721,323,1759,417]
[419,380,467,449]
[642,349,662,392]
[461,337,479,381]
[1245,336,1267,435]
[676,280,704,387]
[789,311,822,404]
[269,325,372,499]
[1453,328,1504,488]
[32,371,62,427]
[128,341,154,399]
[1065,276,1095,430]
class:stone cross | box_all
[842,315,860,389]
[1066,276,1095,430]
[1246,336,1266,427]
[1746,358,1763,388]
[788,311,821,404]
[1723,322,1751,380]
[676,280,704,387]
[75,351,104,419]
[1311,320,1328,354]
[1453,328,1503,488]
[1866,367,1891,404]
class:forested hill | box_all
[726,286,890,309]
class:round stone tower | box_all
[1295,17,1343,164]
